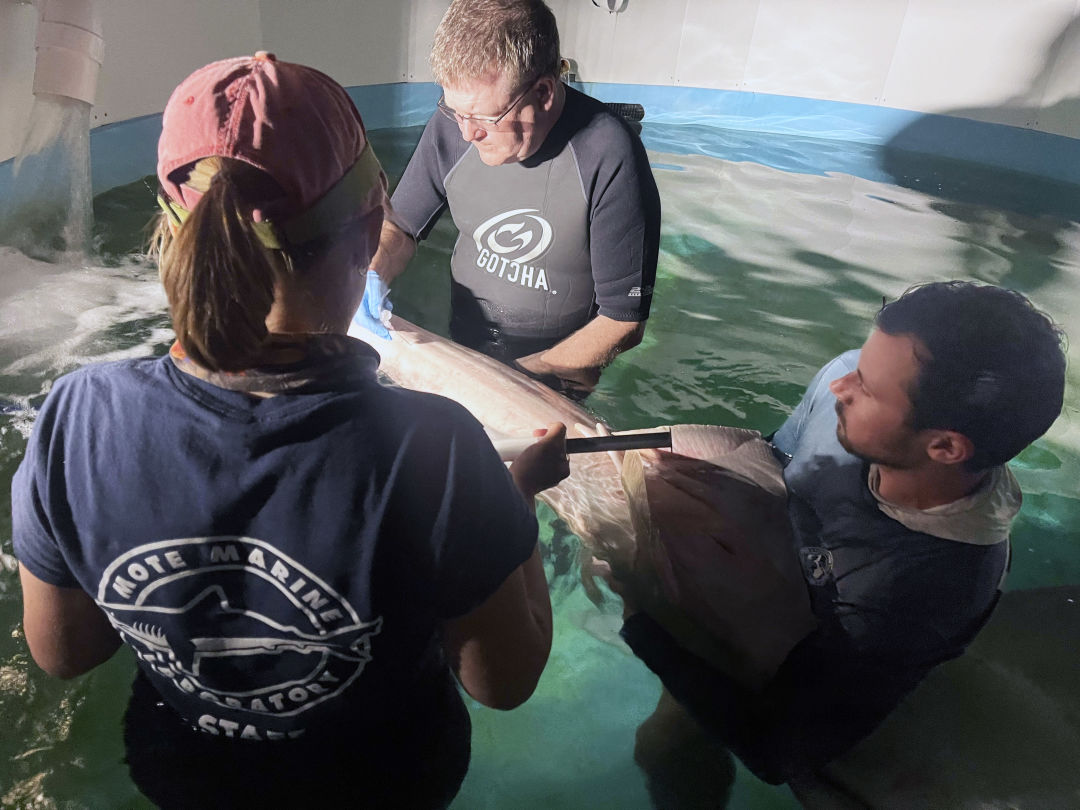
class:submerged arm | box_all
[441,424,568,709]
[20,565,121,679]
[442,544,552,710]
[369,219,417,284]
[621,612,910,784]
[518,108,658,391]
[515,316,646,391]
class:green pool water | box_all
[1,122,1078,808]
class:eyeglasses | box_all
[436,81,537,131]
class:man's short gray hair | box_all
[430,0,561,88]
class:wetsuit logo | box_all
[472,208,554,292]
[97,537,381,733]
[800,547,835,586]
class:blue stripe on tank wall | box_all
[3,82,1080,198]
[575,82,1080,188]
[344,83,443,131]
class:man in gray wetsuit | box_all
[365,0,660,396]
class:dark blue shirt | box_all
[13,345,537,745]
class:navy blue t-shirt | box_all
[390,85,660,341]
[13,344,537,744]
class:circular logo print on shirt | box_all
[96,537,381,726]
[472,208,554,264]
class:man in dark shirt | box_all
[361,0,660,396]
[612,282,1066,793]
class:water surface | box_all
[1,122,1077,808]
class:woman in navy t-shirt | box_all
[13,53,568,809]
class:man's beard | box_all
[834,400,855,453]
[834,401,919,469]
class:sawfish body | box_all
[349,314,814,682]
[351,313,637,569]
[349,315,788,565]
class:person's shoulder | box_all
[369,385,503,474]
[800,349,859,398]
[829,349,860,375]
[560,87,657,212]
[48,356,161,401]
[565,86,640,149]
[418,110,471,160]
[376,383,485,435]
[29,357,161,441]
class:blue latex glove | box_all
[352,270,393,339]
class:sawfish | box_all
[351,315,639,563]
[348,313,815,685]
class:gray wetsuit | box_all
[389,85,661,359]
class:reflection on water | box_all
[1,122,1078,808]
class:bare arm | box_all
[442,545,552,710]
[369,219,417,284]
[19,565,121,679]
[515,316,646,391]
[442,424,568,709]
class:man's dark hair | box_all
[876,281,1066,471]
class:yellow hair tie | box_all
[156,143,386,250]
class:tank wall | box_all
[0,0,262,163]
[257,0,449,86]
[2,0,1080,164]
[90,0,263,130]
[0,1,42,162]
[551,0,1080,137]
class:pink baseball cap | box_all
[157,52,385,245]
